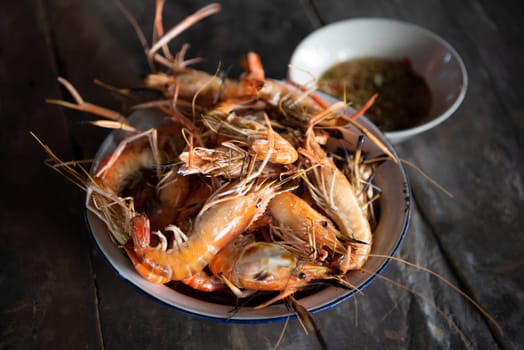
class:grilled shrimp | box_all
[208,234,335,308]
[178,143,249,178]
[203,101,298,165]
[130,179,280,281]
[95,124,190,232]
[299,119,373,271]
[268,192,348,262]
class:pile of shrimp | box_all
[36,3,397,310]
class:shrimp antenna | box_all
[113,0,154,72]
[192,62,222,123]
[366,269,473,350]
[272,316,291,350]
[286,64,318,90]
[148,3,222,61]
[367,254,503,337]
[285,296,328,350]
[47,77,134,131]
[344,118,397,162]
[31,132,93,190]
[152,0,170,60]
[400,159,454,198]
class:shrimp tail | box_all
[123,244,170,284]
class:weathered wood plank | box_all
[0,1,103,349]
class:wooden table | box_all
[2,1,522,348]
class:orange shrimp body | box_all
[268,192,346,260]
[132,181,279,281]
[181,271,226,292]
[258,80,324,126]
[123,245,170,284]
[312,163,372,270]
[250,131,298,165]
[144,69,261,109]
[301,128,372,271]
[209,235,333,307]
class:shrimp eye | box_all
[298,272,307,279]
[321,220,329,228]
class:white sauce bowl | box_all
[288,18,467,143]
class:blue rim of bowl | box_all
[82,105,412,324]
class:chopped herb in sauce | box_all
[318,57,431,131]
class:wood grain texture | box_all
[0,1,102,349]
[1,0,522,349]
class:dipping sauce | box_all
[318,57,431,131]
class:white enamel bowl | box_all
[85,106,411,323]
[289,18,467,143]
